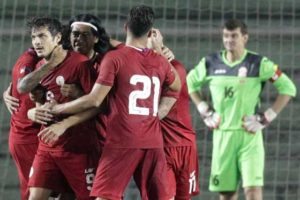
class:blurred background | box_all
[0,0,299,199]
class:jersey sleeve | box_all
[161,59,186,99]
[96,53,118,86]
[162,59,176,87]
[16,48,39,80]
[186,57,207,94]
[273,73,297,97]
[259,57,278,81]
[259,57,297,97]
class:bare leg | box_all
[29,187,52,200]
[244,186,262,200]
[219,191,238,200]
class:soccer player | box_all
[187,19,296,200]
[4,48,40,200]
[43,5,181,200]
[28,14,119,146]
[149,30,200,200]
[18,17,99,200]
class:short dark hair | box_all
[27,17,70,49]
[69,14,111,53]
[127,5,154,38]
[27,17,62,37]
[223,19,248,35]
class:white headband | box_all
[71,21,98,31]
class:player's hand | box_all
[60,84,83,99]
[161,46,175,62]
[197,101,221,129]
[38,121,68,144]
[243,108,277,133]
[29,84,47,104]
[27,107,53,125]
[150,28,164,53]
[3,83,19,114]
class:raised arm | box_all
[17,46,66,93]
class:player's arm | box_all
[51,83,112,115]
[38,108,100,144]
[158,96,177,120]
[187,58,220,129]
[3,83,19,114]
[243,58,297,133]
[60,83,84,99]
[17,46,66,93]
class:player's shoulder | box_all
[246,50,264,59]
[68,50,89,62]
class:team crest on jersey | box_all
[56,75,65,86]
[238,66,247,77]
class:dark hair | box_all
[27,17,70,49]
[69,14,112,53]
[27,17,62,37]
[223,19,248,35]
[127,5,154,38]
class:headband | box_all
[71,21,98,31]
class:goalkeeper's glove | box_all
[243,108,277,133]
[197,101,221,129]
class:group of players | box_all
[3,5,199,200]
[3,4,297,200]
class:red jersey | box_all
[96,46,176,148]
[160,60,196,147]
[10,48,41,144]
[92,43,125,146]
[37,51,98,153]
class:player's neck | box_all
[225,49,245,63]
[126,36,147,49]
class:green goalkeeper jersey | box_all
[187,50,296,130]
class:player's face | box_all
[222,28,248,52]
[31,26,60,59]
[70,24,98,58]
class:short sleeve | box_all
[186,57,207,94]
[259,57,277,81]
[96,53,118,86]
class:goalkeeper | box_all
[187,19,296,200]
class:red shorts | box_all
[9,141,38,200]
[28,149,99,200]
[91,148,169,200]
[164,145,200,200]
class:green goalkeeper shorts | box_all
[209,130,265,192]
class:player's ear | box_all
[243,33,249,44]
[54,32,62,45]
[147,29,152,38]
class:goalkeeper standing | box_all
[187,19,296,200]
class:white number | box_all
[85,168,95,191]
[189,170,196,194]
[129,75,160,116]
